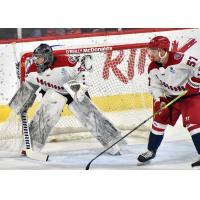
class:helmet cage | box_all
[32,44,54,73]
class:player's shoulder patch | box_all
[173,52,184,60]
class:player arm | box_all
[148,69,165,101]
[185,55,200,93]
[148,70,169,113]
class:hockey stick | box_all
[12,43,49,161]
[21,112,49,161]
[85,90,187,170]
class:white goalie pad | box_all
[69,96,127,154]
[9,82,36,114]
[29,90,67,151]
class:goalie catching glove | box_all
[63,80,88,103]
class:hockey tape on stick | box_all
[21,112,49,161]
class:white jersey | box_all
[148,51,200,100]
[25,55,91,95]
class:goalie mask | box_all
[32,43,54,73]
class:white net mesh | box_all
[0,44,153,150]
[0,112,22,151]
[51,47,152,134]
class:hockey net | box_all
[0,43,152,151]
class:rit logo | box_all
[102,38,197,84]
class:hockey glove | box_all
[65,80,88,103]
[185,77,200,95]
[154,97,168,115]
[185,66,200,95]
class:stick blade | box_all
[25,149,49,162]
[85,162,91,170]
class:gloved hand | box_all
[154,97,168,115]
[185,76,200,95]
[193,66,200,79]
[66,80,88,103]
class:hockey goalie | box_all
[9,43,127,156]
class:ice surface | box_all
[0,124,197,170]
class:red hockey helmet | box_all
[148,36,170,51]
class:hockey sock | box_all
[191,133,200,154]
[148,132,164,152]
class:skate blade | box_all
[192,166,200,170]
[25,149,49,161]
[137,160,151,166]
[191,163,200,169]
[107,151,121,156]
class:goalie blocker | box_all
[9,82,37,114]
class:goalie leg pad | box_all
[68,96,127,154]
[29,90,67,151]
[9,82,36,114]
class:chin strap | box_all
[159,50,168,63]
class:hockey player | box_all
[137,36,200,167]
[9,43,126,155]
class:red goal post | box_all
[19,43,148,80]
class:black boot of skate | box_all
[191,158,200,168]
[137,150,156,163]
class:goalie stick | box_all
[85,90,187,170]
[21,112,49,161]
[12,43,49,161]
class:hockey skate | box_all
[137,150,156,163]
[191,158,200,168]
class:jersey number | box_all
[186,56,198,67]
